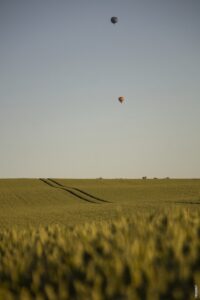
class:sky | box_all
[0,0,200,178]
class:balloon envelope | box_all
[111,16,118,24]
[118,96,125,103]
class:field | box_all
[0,179,200,300]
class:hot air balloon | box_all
[111,16,118,24]
[118,96,125,103]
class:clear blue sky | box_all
[0,0,200,178]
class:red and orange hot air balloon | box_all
[118,96,125,103]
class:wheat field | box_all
[0,179,200,299]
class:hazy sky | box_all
[0,0,200,178]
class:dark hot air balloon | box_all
[111,17,118,24]
[118,96,125,103]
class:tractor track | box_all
[48,178,111,203]
[39,178,110,204]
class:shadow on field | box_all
[39,179,111,204]
[175,201,200,205]
[165,200,200,205]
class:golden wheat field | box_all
[0,179,200,300]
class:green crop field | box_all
[0,179,200,300]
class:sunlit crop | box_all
[1,208,200,300]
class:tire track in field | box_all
[39,179,98,204]
[40,178,55,187]
[48,178,111,203]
